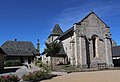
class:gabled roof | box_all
[1,41,39,56]
[112,46,120,57]
[77,12,109,28]
[58,11,109,40]
[50,24,63,36]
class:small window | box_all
[91,35,98,58]
[93,37,96,58]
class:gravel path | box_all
[41,70,120,82]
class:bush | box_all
[0,75,20,82]
[35,60,42,67]
[22,70,51,81]
[35,60,50,72]
[4,60,21,67]
[8,75,20,82]
[23,72,39,81]
[22,60,53,81]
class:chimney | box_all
[37,39,40,53]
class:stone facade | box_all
[59,12,114,68]
[43,12,114,69]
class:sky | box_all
[0,0,120,53]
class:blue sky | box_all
[0,0,120,53]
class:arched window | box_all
[92,35,98,58]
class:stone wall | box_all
[52,57,67,66]
[71,13,113,68]
[62,36,73,63]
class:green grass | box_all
[54,65,78,72]
[61,65,75,70]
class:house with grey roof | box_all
[1,40,39,64]
[112,46,120,67]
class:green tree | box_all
[44,41,61,70]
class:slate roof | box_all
[1,41,39,56]
[0,47,6,55]
[49,24,63,37]
[112,46,120,57]
[58,27,74,40]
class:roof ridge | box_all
[77,11,109,27]
[57,11,108,40]
[6,40,32,42]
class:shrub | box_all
[35,60,51,72]
[22,60,52,81]
[35,60,42,67]
[4,60,21,67]
[8,75,20,82]
[23,72,39,81]
[22,70,51,81]
[0,75,20,82]
[22,75,29,81]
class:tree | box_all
[44,41,61,70]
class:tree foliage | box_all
[44,41,61,57]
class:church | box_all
[42,12,114,69]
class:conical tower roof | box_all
[51,24,63,36]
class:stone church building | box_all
[42,12,114,69]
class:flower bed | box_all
[0,75,20,82]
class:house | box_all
[1,40,39,64]
[0,47,6,70]
[43,11,114,69]
[112,46,120,67]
